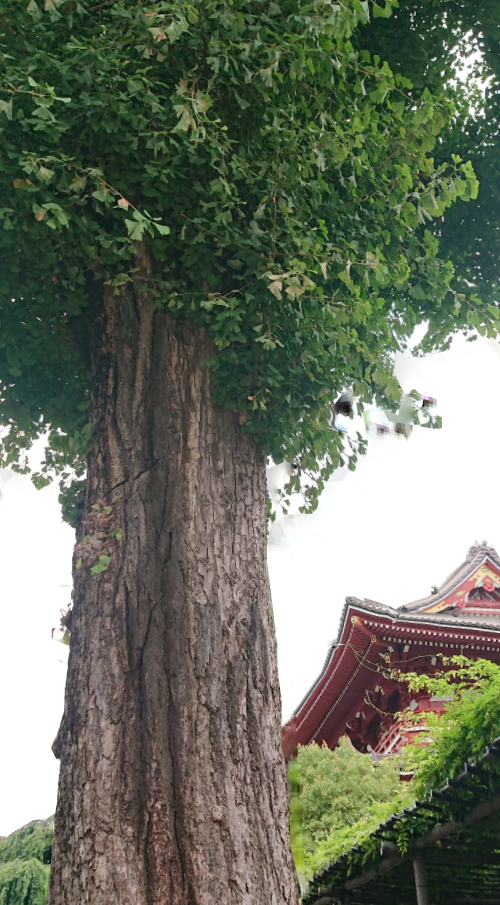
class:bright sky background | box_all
[1,333,500,835]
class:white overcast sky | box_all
[1,333,500,835]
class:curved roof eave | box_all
[292,591,500,721]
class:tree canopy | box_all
[356,0,500,350]
[0,0,497,521]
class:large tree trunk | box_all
[47,262,299,905]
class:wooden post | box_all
[413,855,431,905]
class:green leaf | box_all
[0,99,12,120]
[337,268,353,288]
[90,562,108,574]
[372,368,389,387]
[39,166,54,181]
[92,188,110,203]
[372,0,394,17]
[125,219,146,241]
[27,0,42,17]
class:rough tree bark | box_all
[47,257,299,905]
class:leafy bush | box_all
[294,738,413,875]
[0,821,53,866]
[0,859,46,905]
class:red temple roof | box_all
[284,543,500,758]
[400,541,500,616]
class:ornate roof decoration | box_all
[466,541,499,562]
[400,542,500,616]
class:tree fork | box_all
[48,264,299,905]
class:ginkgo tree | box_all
[0,1,497,904]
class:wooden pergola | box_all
[305,736,500,905]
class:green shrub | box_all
[294,738,413,875]
[0,859,46,905]
[0,822,53,866]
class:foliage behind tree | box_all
[294,738,413,876]
[0,859,46,905]
[0,819,53,905]
[0,821,53,867]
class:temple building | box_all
[282,543,500,761]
